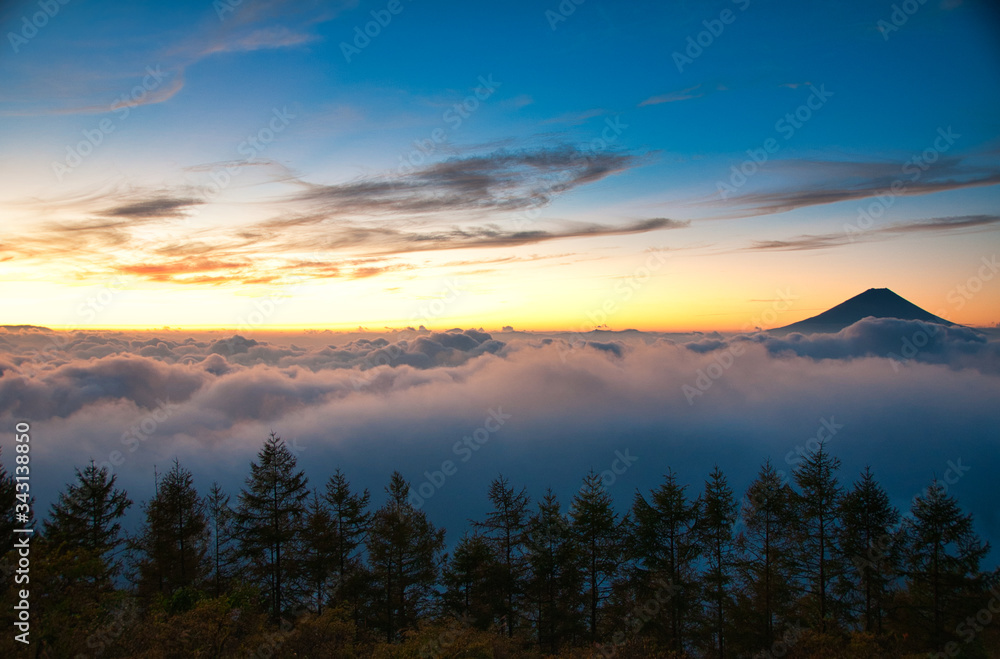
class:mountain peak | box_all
[776,288,953,334]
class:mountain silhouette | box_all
[776,288,953,334]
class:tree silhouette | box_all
[442,532,501,629]
[733,460,799,654]
[628,469,700,652]
[525,488,584,653]
[365,471,445,641]
[472,474,531,635]
[900,479,990,649]
[697,465,738,659]
[323,468,371,612]
[793,439,843,631]
[571,470,622,643]
[132,459,209,597]
[205,481,239,598]
[838,466,900,633]
[44,460,132,585]
[235,432,310,619]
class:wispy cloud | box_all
[102,196,203,219]
[197,26,320,57]
[746,214,1000,251]
[286,145,643,217]
[639,85,703,106]
[717,156,1000,217]
[2,145,684,285]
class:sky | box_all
[1,0,999,331]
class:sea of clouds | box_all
[1,320,998,555]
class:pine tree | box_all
[0,446,23,599]
[205,482,239,597]
[442,532,501,629]
[299,490,340,614]
[733,460,799,654]
[571,470,622,643]
[837,466,899,633]
[323,468,371,609]
[793,439,843,631]
[43,460,132,584]
[900,480,990,648]
[525,488,584,654]
[1,446,18,550]
[132,459,209,597]
[365,471,445,642]
[235,432,310,619]
[697,465,738,659]
[628,469,700,653]
[472,474,531,635]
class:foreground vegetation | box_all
[1,433,998,658]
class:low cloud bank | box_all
[1,321,997,556]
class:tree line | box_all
[1,433,998,658]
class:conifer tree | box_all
[793,440,843,631]
[0,446,17,551]
[299,490,340,614]
[900,480,990,648]
[697,465,738,659]
[205,481,239,598]
[323,468,371,607]
[365,471,445,641]
[132,459,209,596]
[441,532,501,629]
[571,470,622,643]
[525,488,584,653]
[472,474,531,635]
[628,469,700,652]
[0,446,23,599]
[837,466,899,633]
[733,460,799,654]
[235,432,310,619]
[44,460,132,584]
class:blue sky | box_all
[1,0,999,330]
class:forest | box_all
[1,432,998,658]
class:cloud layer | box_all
[2,321,998,557]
